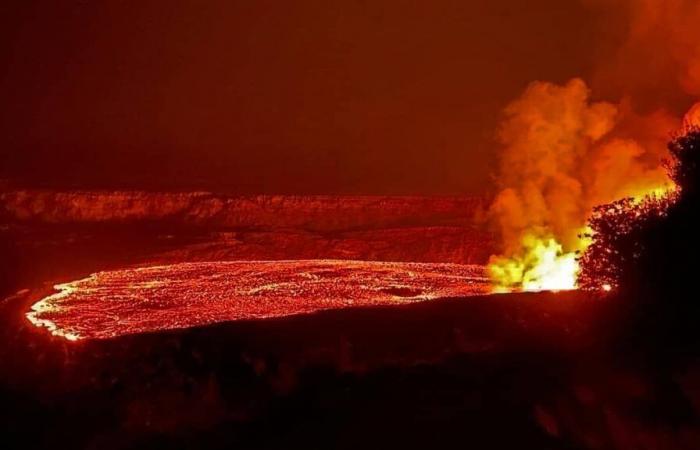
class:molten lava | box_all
[27,260,489,341]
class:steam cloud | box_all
[488,0,700,290]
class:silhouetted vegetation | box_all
[580,127,700,345]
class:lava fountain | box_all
[27,260,489,341]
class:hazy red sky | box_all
[0,0,684,194]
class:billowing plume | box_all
[488,0,700,291]
[489,79,674,291]
[487,1,700,291]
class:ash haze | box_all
[0,1,621,194]
[0,1,697,194]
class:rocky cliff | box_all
[1,191,494,295]
[0,190,487,232]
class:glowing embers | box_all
[27,260,489,340]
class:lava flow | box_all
[26,260,489,341]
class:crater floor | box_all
[27,260,490,340]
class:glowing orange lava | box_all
[27,260,490,340]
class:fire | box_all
[482,0,700,293]
[485,0,700,292]
[486,79,681,293]
[489,180,678,293]
[489,234,579,292]
[488,184,677,293]
[629,184,678,204]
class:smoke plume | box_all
[489,0,700,290]
[592,0,700,98]
[488,79,674,290]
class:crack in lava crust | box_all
[26,260,490,340]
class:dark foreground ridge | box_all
[3,287,700,450]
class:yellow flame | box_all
[629,183,677,204]
[489,183,677,293]
[489,234,579,292]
